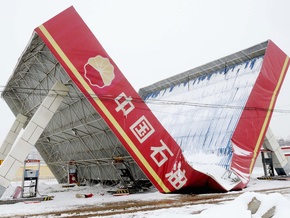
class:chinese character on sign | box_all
[150,140,174,167]
[115,92,135,116]
[130,115,155,143]
[165,162,187,190]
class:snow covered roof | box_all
[139,41,268,98]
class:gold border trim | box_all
[249,56,290,172]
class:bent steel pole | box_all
[0,82,68,198]
[0,114,27,163]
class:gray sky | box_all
[1,0,290,143]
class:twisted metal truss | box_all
[2,33,148,185]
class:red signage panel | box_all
[231,40,290,187]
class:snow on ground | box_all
[1,167,290,217]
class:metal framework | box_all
[2,33,148,185]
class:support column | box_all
[263,128,290,176]
[0,114,27,162]
[0,82,68,197]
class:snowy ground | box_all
[1,167,290,217]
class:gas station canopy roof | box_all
[2,7,289,193]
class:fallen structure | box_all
[0,6,289,196]
[139,40,290,192]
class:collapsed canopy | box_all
[1,6,289,193]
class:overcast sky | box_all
[1,0,290,143]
